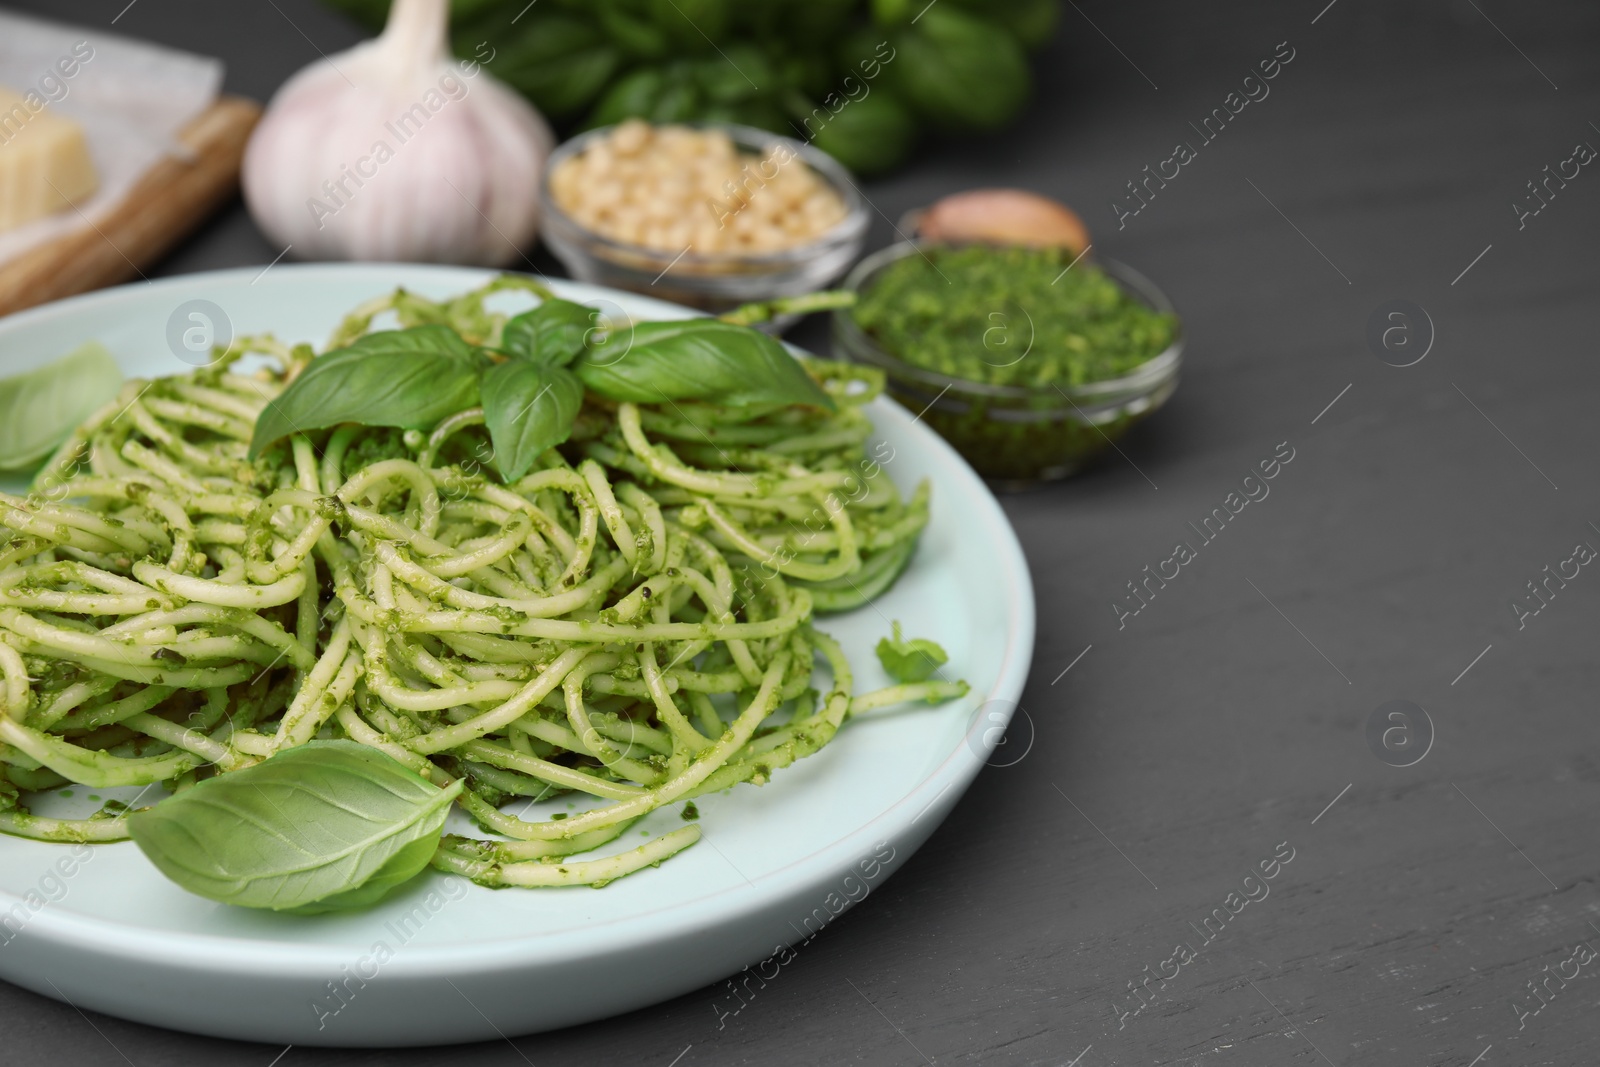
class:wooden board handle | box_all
[0,95,263,318]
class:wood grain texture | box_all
[0,96,260,317]
[1,1,1598,1066]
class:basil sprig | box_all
[248,301,834,482]
[127,741,463,913]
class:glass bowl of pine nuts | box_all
[539,121,870,327]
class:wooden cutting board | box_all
[0,95,261,319]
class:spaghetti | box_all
[0,279,962,889]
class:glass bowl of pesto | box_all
[833,242,1183,489]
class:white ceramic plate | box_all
[0,265,1034,1047]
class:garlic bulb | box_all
[242,0,551,265]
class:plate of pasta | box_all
[0,264,1033,1046]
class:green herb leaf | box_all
[875,621,949,683]
[500,299,597,368]
[805,89,918,176]
[481,362,585,481]
[322,324,483,364]
[951,0,1060,50]
[596,0,671,59]
[690,44,770,103]
[871,0,914,27]
[584,67,667,128]
[485,13,621,119]
[282,835,442,915]
[574,319,835,410]
[885,7,1030,132]
[0,341,123,471]
[248,327,485,458]
[128,740,462,912]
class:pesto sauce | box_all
[852,245,1177,388]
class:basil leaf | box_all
[875,620,949,683]
[885,7,1031,132]
[325,325,482,363]
[128,740,463,912]
[249,330,486,458]
[806,90,918,176]
[0,341,123,471]
[482,362,584,481]
[574,320,835,410]
[501,299,597,368]
[487,14,621,119]
[282,834,441,915]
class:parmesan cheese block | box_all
[0,87,98,232]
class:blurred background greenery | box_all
[322,0,1060,174]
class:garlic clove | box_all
[242,0,552,266]
[914,188,1091,253]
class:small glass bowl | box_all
[832,242,1184,490]
[539,123,870,327]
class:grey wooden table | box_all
[4,1,1599,1064]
